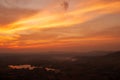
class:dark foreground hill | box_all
[0,51,120,80]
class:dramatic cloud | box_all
[0,0,120,52]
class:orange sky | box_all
[0,0,120,53]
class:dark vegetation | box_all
[0,51,120,80]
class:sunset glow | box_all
[0,0,120,52]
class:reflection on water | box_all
[9,65,37,70]
[45,67,60,73]
[9,64,60,73]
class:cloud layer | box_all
[0,0,120,52]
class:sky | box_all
[0,0,120,53]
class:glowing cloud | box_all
[0,0,120,51]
